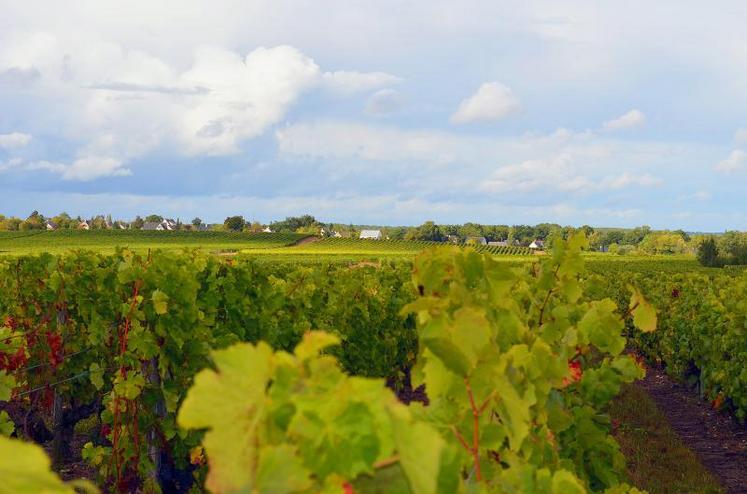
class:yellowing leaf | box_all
[628,286,657,333]
[255,444,312,494]
[177,342,275,494]
[294,331,340,362]
[0,435,98,494]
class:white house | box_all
[262,226,273,233]
[45,221,58,231]
[529,240,545,250]
[360,229,383,240]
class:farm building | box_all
[45,221,58,231]
[360,229,383,240]
[529,240,545,250]
[466,236,487,246]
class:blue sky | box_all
[1,1,746,230]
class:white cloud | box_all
[714,149,747,173]
[0,32,401,178]
[0,132,32,149]
[450,82,520,124]
[598,172,662,189]
[603,109,646,130]
[735,128,747,144]
[177,45,321,155]
[677,190,711,202]
[321,71,402,94]
[364,89,404,116]
[480,156,661,194]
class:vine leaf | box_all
[0,411,14,436]
[177,341,275,494]
[0,370,14,401]
[0,435,98,493]
[628,286,657,333]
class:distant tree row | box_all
[696,232,747,267]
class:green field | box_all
[0,230,306,255]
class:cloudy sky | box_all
[1,1,746,230]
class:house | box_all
[141,222,161,231]
[262,226,273,233]
[466,236,487,246]
[529,240,545,250]
[78,220,90,230]
[198,224,211,232]
[45,221,58,231]
[445,234,460,244]
[488,240,508,247]
[360,229,383,240]
[116,222,128,230]
[162,219,177,230]
[332,231,343,238]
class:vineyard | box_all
[0,235,745,493]
[243,237,534,258]
[0,230,307,255]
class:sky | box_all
[1,1,746,230]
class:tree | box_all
[623,226,651,245]
[270,215,319,233]
[224,216,245,232]
[697,237,720,267]
[145,214,163,223]
[131,216,145,229]
[192,218,203,228]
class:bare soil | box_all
[637,365,747,493]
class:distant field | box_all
[0,230,306,255]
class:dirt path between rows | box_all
[292,235,321,246]
[637,365,747,493]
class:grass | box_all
[610,383,724,494]
[0,230,306,255]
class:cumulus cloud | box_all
[603,109,646,130]
[0,32,402,179]
[0,132,32,149]
[714,149,747,173]
[364,89,404,116]
[450,82,520,124]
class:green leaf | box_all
[255,444,312,494]
[151,289,169,315]
[0,435,90,493]
[0,371,15,401]
[628,286,657,333]
[178,341,275,494]
[551,469,586,494]
[0,411,14,437]
[88,363,104,390]
[389,406,461,494]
